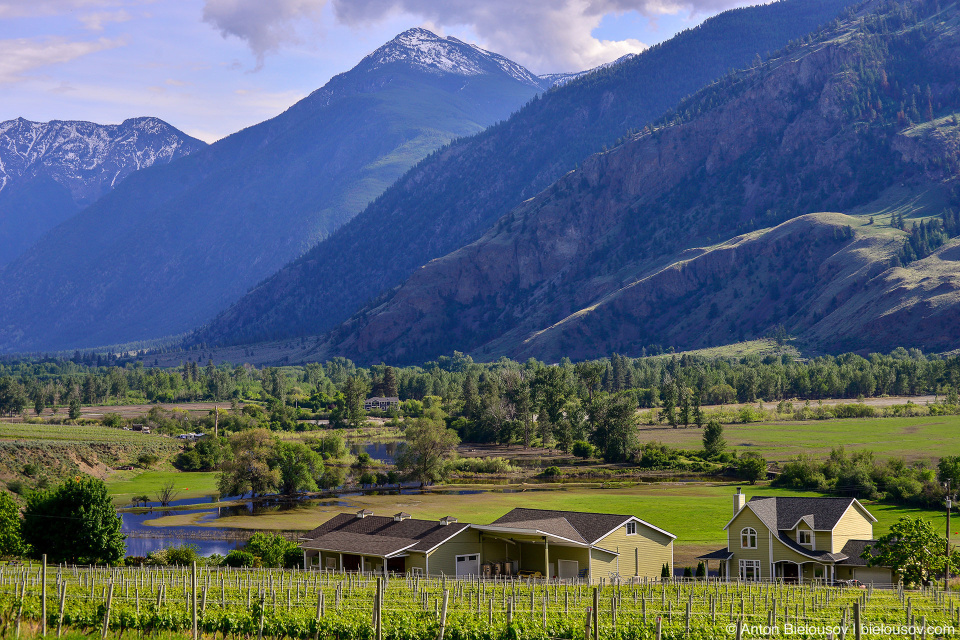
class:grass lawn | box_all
[637,414,960,462]
[146,481,952,568]
[106,470,220,505]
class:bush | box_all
[244,532,297,568]
[358,471,376,486]
[683,566,693,578]
[542,466,561,477]
[695,561,706,578]
[738,452,767,485]
[572,441,594,459]
[102,413,124,428]
[452,457,517,474]
[137,453,160,468]
[148,544,199,566]
[124,556,147,566]
[224,550,256,567]
[283,548,303,569]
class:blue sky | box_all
[0,0,753,143]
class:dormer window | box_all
[625,522,637,536]
[798,530,812,545]
[741,527,757,549]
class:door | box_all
[557,559,579,580]
[456,554,480,577]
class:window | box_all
[410,567,423,576]
[798,530,812,545]
[740,527,757,549]
[625,521,637,536]
[739,559,761,581]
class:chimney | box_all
[439,516,458,526]
[394,512,411,522]
[734,487,745,516]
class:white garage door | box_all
[456,554,480,577]
[854,567,892,586]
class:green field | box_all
[143,481,952,570]
[0,422,171,444]
[106,470,220,505]
[638,414,960,462]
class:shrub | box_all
[695,561,706,578]
[283,548,303,569]
[137,453,160,468]
[224,550,256,567]
[738,452,767,485]
[102,413,124,428]
[124,556,147,566]
[542,466,561,477]
[452,457,516,474]
[572,441,594,459]
[683,566,693,578]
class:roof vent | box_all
[394,512,411,522]
[356,509,373,519]
[439,516,458,526]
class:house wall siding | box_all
[728,508,771,578]
[426,528,481,576]
[596,522,673,579]
[831,506,874,553]
[406,552,427,574]
[589,548,621,583]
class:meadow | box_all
[0,562,956,640]
[636,414,960,462]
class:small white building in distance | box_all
[364,397,400,411]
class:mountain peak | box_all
[363,27,544,88]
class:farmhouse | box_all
[300,507,675,582]
[363,397,400,411]
[698,488,893,584]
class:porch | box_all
[475,526,594,582]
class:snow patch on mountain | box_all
[0,117,205,206]
[539,53,638,88]
[363,28,546,89]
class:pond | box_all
[352,441,399,464]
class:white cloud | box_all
[202,0,327,69]
[0,37,123,83]
[0,0,123,18]
[201,0,747,73]
[79,9,133,31]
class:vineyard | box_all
[0,562,957,640]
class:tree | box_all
[702,419,726,458]
[68,398,82,420]
[342,375,368,428]
[589,392,637,463]
[382,366,398,398]
[245,532,298,568]
[738,452,767,485]
[866,516,960,586]
[218,429,280,498]
[692,393,704,428]
[155,481,181,507]
[938,455,960,486]
[272,442,323,495]
[0,492,27,557]
[395,405,460,486]
[23,476,125,565]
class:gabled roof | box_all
[725,497,875,532]
[303,513,471,555]
[488,507,674,544]
[836,539,879,567]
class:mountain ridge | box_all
[0,117,204,265]
[193,0,862,350]
[0,29,548,353]
[299,0,960,364]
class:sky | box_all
[0,0,756,143]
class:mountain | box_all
[538,54,638,88]
[303,0,960,364]
[194,0,862,349]
[0,29,548,353]
[0,117,204,265]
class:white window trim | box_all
[410,567,423,575]
[797,530,812,546]
[740,527,757,549]
[739,559,761,582]
[625,522,637,536]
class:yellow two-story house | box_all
[698,489,892,584]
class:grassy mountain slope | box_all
[193,0,860,348]
[0,31,542,353]
[308,0,960,364]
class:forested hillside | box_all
[0,30,544,353]
[194,0,860,348]
[310,0,960,364]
